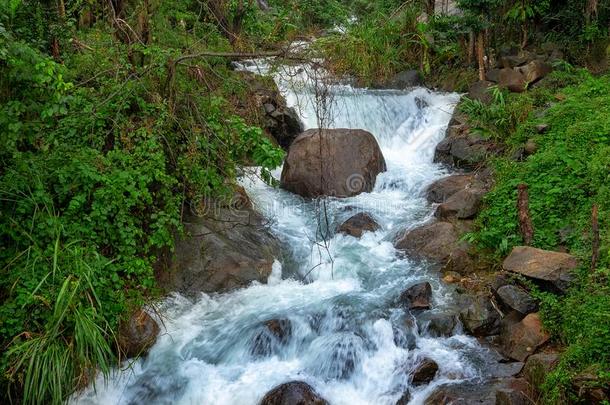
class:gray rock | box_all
[499,68,527,93]
[159,208,281,295]
[426,174,475,204]
[417,311,459,337]
[459,294,502,337]
[496,285,538,315]
[435,187,486,220]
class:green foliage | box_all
[472,73,610,402]
[0,2,285,403]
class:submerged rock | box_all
[416,311,459,337]
[260,381,328,405]
[395,390,411,405]
[280,129,387,198]
[118,309,160,358]
[337,212,381,237]
[502,246,578,293]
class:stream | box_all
[74,62,502,405]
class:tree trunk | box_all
[476,31,485,81]
[517,184,534,245]
[467,31,474,66]
[586,0,598,23]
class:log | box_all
[517,184,534,245]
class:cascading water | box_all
[74,62,500,405]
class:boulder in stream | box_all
[337,212,380,237]
[398,282,433,310]
[280,128,387,198]
[411,358,439,386]
[260,381,329,405]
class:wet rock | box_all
[158,206,281,295]
[260,381,329,405]
[394,221,472,274]
[280,129,387,198]
[426,174,475,204]
[424,378,529,405]
[435,187,486,220]
[382,70,423,89]
[399,282,433,310]
[337,212,380,237]
[499,68,527,93]
[252,319,292,356]
[502,246,578,293]
[517,60,552,84]
[523,352,560,388]
[392,314,418,351]
[496,285,538,315]
[417,311,459,337]
[459,294,501,337]
[395,390,411,405]
[490,362,525,378]
[118,309,160,358]
[239,71,303,149]
[502,313,550,362]
[468,80,495,104]
[411,358,439,386]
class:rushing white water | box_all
[74,63,500,405]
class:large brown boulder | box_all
[260,381,328,405]
[517,60,552,84]
[502,246,578,293]
[118,309,160,358]
[394,221,472,273]
[502,313,550,362]
[158,207,281,295]
[499,68,527,93]
[280,129,387,198]
[337,212,380,237]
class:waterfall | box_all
[73,62,500,405]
